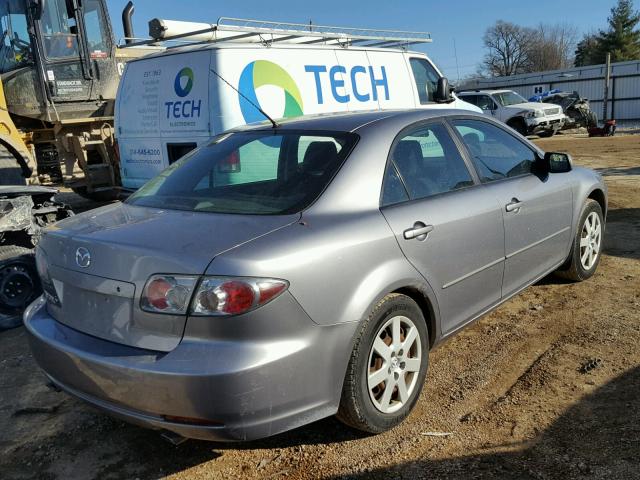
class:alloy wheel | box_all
[580,211,602,270]
[367,315,422,414]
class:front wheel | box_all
[556,199,604,281]
[337,293,429,433]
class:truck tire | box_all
[0,245,40,330]
[0,145,26,186]
[538,131,555,138]
[506,118,527,136]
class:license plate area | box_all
[48,265,136,341]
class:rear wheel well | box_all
[393,286,436,349]
[588,189,607,219]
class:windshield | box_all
[493,91,527,107]
[0,0,33,74]
[126,130,358,215]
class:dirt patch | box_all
[1,134,638,479]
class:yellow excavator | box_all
[0,0,150,327]
[0,0,151,198]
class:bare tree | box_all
[482,21,534,76]
[528,23,578,71]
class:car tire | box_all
[538,131,555,138]
[556,199,604,282]
[0,245,40,330]
[337,293,429,433]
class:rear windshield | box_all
[126,130,358,215]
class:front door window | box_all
[41,0,79,58]
[409,58,440,104]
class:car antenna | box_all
[210,68,280,129]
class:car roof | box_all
[231,108,485,133]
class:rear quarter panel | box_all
[204,210,441,335]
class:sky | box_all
[106,0,619,80]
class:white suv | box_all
[458,89,567,137]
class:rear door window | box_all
[383,122,474,203]
[460,95,477,106]
[476,95,495,111]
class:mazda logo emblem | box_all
[75,247,91,268]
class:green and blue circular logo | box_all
[174,67,194,97]
[238,60,303,123]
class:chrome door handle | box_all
[403,222,434,240]
[505,198,523,213]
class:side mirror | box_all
[544,152,572,173]
[434,77,454,103]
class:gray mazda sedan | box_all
[25,109,606,442]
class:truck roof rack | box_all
[121,17,432,50]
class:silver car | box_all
[25,109,606,442]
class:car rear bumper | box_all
[24,295,357,442]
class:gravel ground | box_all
[0,133,638,480]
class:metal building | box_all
[461,60,640,127]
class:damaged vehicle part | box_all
[457,89,567,137]
[0,186,73,330]
[530,91,598,130]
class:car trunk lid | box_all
[40,202,298,351]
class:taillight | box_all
[191,277,288,316]
[141,275,198,314]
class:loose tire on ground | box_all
[556,199,604,282]
[0,245,40,331]
[337,293,429,433]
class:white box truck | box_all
[115,18,480,189]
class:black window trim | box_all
[379,118,481,209]
[445,114,545,186]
